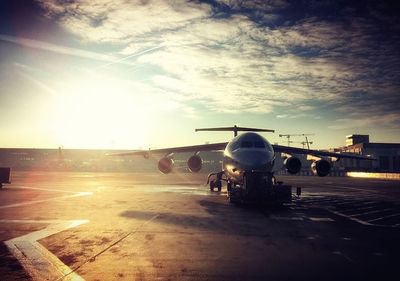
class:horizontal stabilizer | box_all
[195,125,274,137]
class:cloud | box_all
[217,0,289,11]
[0,34,114,62]
[36,0,211,43]
[33,0,400,123]
[0,33,167,72]
[328,113,400,130]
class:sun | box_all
[48,75,154,149]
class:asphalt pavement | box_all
[0,171,399,281]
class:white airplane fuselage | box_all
[223,132,275,183]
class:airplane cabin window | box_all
[231,141,240,151]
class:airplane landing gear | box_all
[207,171,224,192]
[209,179,222,192]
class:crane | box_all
[278,133,315,148]
[289,140,314,149]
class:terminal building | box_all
[334,135,400,172]
[0,147,222,173]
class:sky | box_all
[0,0,399,150]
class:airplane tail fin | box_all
[195,125,275,137]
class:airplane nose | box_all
[234,151,273,169]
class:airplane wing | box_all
[272,144,376,160]
[110,141,375,160]
[109,142,228,157]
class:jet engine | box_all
[311,159,331,177]
[187,155,202,173]
[283,156,302,174]
[158,157,174,174]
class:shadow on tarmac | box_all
[119,199,294,236]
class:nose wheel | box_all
[207,171,225,192]
[209,179,222,192]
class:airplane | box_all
[112,126,375,205]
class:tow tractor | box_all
[207,171,301,205]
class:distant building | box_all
[335,135,400,172]
[0,148,222,173]
[345,134,370,146]
[0,148,154,172]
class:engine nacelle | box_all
[311,159,331,177]
[187,155,202,173]
[158,157,174,174]
[283,157,302,174]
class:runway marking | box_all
[301,195,400,227]
[269,216,304,221]
[0,187,92,209]
[308,217,334,222]
[13,185,85,194]
[321,184,393,198]
[324,209,374,226]
[325,208,400,228]
[4,219,89,281]
[350,208,394,217]
[327,198,357,204]
[367,212,400,223]
[61,213,159,280]
[332,250,353,262]
[340,205,378,212]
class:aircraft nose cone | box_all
[234,151,273,170]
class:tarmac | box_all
[1,171,400,281]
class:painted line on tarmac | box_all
[308,217,335,222]
[322,184,390,197]
[326,208,400,228]
[327,209,375,226]
[13,185,86,194]
[269,215,335,222]
[0,192,92,209]
[60,213,160,280]
[349,207,394,217]
[269,216,304,221]
[367,212,400,223]
[4,219,89,281]
[0,219,69,224]
[305,201,400,228]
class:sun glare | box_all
[49,75,154,149]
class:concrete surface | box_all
[1,171,399,281]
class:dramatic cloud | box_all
[0,34,114,62]
[36,0,211,43]
[24,1,400,126]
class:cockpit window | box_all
[241,141,253,148]
[265,142,273,152]
[254,141,265,148]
